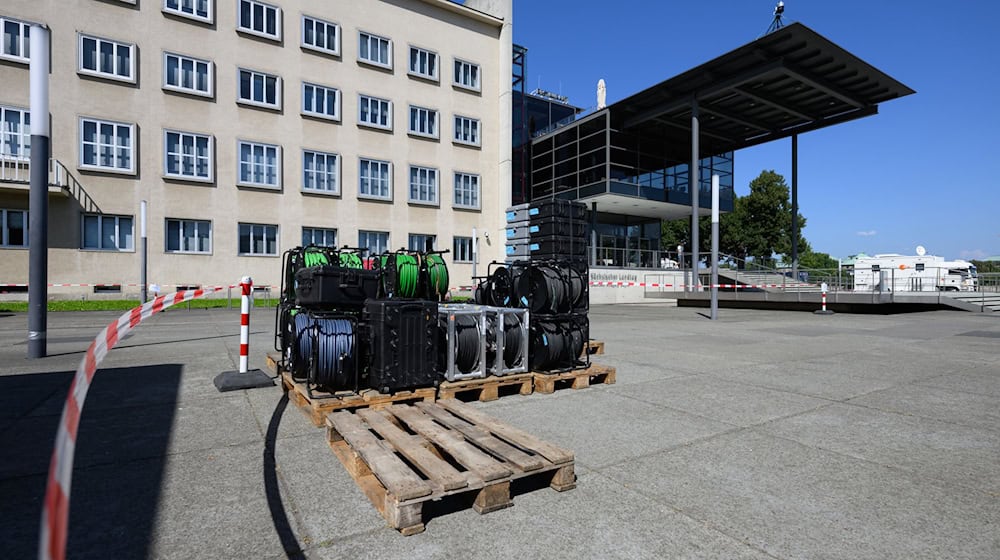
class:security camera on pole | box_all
[214,276,274,391]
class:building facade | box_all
[0,0,511,296]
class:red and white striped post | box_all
[213,276,274,392]
[815,281,835,315]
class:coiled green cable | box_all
[303,248,329,267]
[425,253,449,299]
[395,253,420,298]
[339,251,363,269]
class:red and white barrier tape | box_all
[0,283,279,290]
[39,287,223,560]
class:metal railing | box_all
[0,156,103,213]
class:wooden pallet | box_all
[326,399,575,535]
[584,340,605,356]
[281,371,436,427]
[532,363,616,394]
[437,373,534,402]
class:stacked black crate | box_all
[503,199,590,373]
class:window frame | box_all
[301,149,340,196]
[81,213,135,252]
[164,217,213,254]
[358,230,389,257]
[300,14,340,56]
[408,165,439,206]
[79,117,137,175]
[407,45,438,82]
[453,236,473,263]
[237,140,282,189]
[453,171,481,210]
[78,33,137,84]
[236,0,282,42]
[357,94,392,131]
[162,0,215,24]
[302,226,337,248]
[301,82,341,121]
[163,129,214,183]
[237,67,282,110]
[453,58,481,92]
[357,31,392,69]
[408,233,436,252]
[238,222,279,256]
[453,115,481,147]
[162,51,214,98]
[358,157,392,202]
[407,105,439,139]
[0,104,31,160]
[0,16,30,64]
[0,208,28,248]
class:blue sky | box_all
[511,0,999,261]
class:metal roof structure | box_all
[610,22,915,159]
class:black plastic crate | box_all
[529,199,586,220]
[365,299,439,393]
[526,218,587,239]
[530,236,587,257]
[295,265,378,307]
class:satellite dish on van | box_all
[916,245,926,256]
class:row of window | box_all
[1,108,482,208]
[1,7,483,91]
[0,207,475,262]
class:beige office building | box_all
[0,0,512,297]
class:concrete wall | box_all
[0,0,510,293]
[588,267,685,304]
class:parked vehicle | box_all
[853,248,977,292]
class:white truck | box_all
[853,249,978,292]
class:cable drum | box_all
[425,253,449,300]
[293,313,356,390]
[528,265,566,314]
[568,267,585,308]
[488,267,513,307]
[339,251,363,269]
[530,321,566,371]
[502,313,524,367]
[454,314,481,373]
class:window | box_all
[454,172,480,209]
[164,130,213,181]
[238,68,281,109]
[359,158,391,200]
[237,0,281,41]
[302,227,336,247]
[453,59,480,91]
[916,263,925,272]
[1,105,30,160]
[408,106,438,138]
[302,83,340,120]
[358,95,392,130]
[163,52,213,97]
[408,46,437,80]
[358,230,388,257]
[238,141,280,188]
[239,223,278,255]
[453,237,473,263]
[301,15,339,55]
[358,31,391,68]
[165,218,212,253]
[1,209,27,248]
[163,0,214,23]
[82,214,134,251]
[453,115,480,146]
[79,34,135,83]
[408,165,438,205]
[1,16,30,63]
[408,234,435,252]
[302,150,339,194]
[80,118,135,173]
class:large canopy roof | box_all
[611,22,915,158]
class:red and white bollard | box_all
[213,275,274,392]
[238,276,252,373]
[814,282,835,315]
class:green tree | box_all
[799,250,839,270]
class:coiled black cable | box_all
[568,267,585,308]
[488,267,513,307]
[502,313,524,367]
[294,314,356,390]
[530,321,566,371]
[454,314,480,373]
[528,265,566,314]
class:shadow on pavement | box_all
[0,364,182,559]
[264,393,306,559]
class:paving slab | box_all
[603,430,1000,560]
[847,381,1000,432]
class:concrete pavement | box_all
[0,304,998,559]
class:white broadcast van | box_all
[853,247,978,292]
